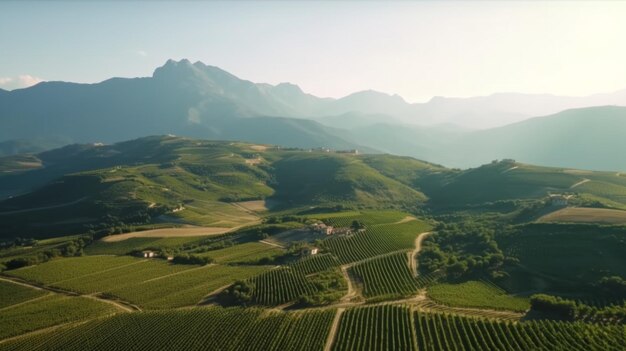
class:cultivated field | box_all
[427,280,530,312]
[101,226,236,242]
[538,207,626,224]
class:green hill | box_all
[0,136,427,238]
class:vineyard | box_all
[309,210,409,227]
[0,294,118,340]
[427,280,530,312]
[348,251,421,300]
[196,241,284,264]
[332,305,415,351]
[289,253,341,275]
[0,307,335,351]
[321,220,432,264]
[0,280,47,308]
[332,305,625,351]
[109,264,269,309]
[5,255,269,309]
[247,267,317,306]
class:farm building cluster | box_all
[549,194,573,207]
[309,222,362,236]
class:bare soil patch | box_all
[249,145,267,151]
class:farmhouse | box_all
[549,194,570,207]
[303,247,319,256]
[141,250,157,258]
[311,222,334,235]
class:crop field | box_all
[413,310,625,351]
[332,305,416,351]
[53,260,193,294]
[84,236,207,255]
[168,200,261,228]
[248,267,316,306]
[349,251,420,299]
[427,281,530,312]
[0,280,47,309]
[576,180,626,207]
[332,305,625,351]
[289,253,341,275]
[307,210,409,227]
[109,264,269,309]
[322,220,432,264]
[6,256,140,285]
[0,294,118,340]
[1,307,335,351]
[197,242,284,264]
[5,255,274,309]
[537,207,626,224]
[100,226,235,242]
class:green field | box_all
[0,280,48,309]
[538,207,626,225]
[109,264,269,309]
[349,251,420,300]
[5,255,270,309]
[289,253,341,275]
[322,219,432,264]
[1,307,335,351]
[6,256,141,285]
[248,267,317,306]
[427,280,530,312]
[84,236,208,255]
[333,305,625,351]
[0,294,118,340]
[197,241,285,264]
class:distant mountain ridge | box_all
[1,59,626,171]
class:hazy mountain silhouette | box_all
[2,59,626,171]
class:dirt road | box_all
[410,232,431,277]
[324,308,345,351]
[570,178,590,189]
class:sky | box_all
[1,1,626,103]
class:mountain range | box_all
[1,59,626,171]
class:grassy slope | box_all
[0,136,432,238]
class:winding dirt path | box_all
[339,266,357,303]
[410,232,432,277]
[258,240,286,249]
[324,308,345,351]
[570,178,590,189]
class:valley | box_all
[0,136,624,350]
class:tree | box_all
[351,220,365,231]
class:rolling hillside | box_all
[0,136,430,238]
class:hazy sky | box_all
[2,1,626,102]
